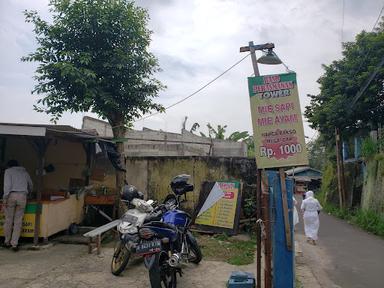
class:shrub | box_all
[361,137,377,159]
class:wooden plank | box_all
[85,195,115,205]
[279,168,292,251]
[83,219,120,237]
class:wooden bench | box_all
[83,219,121,254]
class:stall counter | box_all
[0,194,84,238]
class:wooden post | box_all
[335,127,344,209]
[83,142,93,186]
[261,170,272,288]
[31,138,49,246]
[279,168,292,251]
[256,169,262,288]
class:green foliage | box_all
[227,131,250,142]
[190,122,200,133]
[323,203,384,237]
[243,195,257,218]
[361,137,378,159]
[319,162,337,204]
[307,135,327,171]
[295,278,303,288]
[191,122,256,157]
[22,0,164,127]
[206,123,227,139]
[197,234,256,265]
[305,20,384,140]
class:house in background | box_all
[285,166,322,195]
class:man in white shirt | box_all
[2,160,33,251]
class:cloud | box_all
[0,0,383,139]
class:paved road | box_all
[297,210,384,288]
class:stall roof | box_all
[0,122,104,141]
[285,166,322,176]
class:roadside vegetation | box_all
[195,233,256,266]
[317,190,384,237]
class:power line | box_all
[134,53,251,122]
[347,2,384,111]
[372,1,384,31]
[341,0,345,45]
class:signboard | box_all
[248,73,308,168]
[195,181,241,230]
[0,203,38,237]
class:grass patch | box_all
[322,203,384,237]
[295,278,303,288]
[195,233,256,265]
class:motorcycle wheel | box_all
[149,252,177,288]
[186,231,202,264]
[111,240,131,276]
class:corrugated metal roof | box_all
[285,166,322,176]
[0,122,108,141]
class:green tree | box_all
[305,20,384,140]
[199,123,227,139]
[307,135,327,171]
[227,131,250,142]
[22,0,164,194]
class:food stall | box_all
[0,123,119,244]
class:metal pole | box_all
[249,41,260,77]
[248,41,263,288]
[241,41,277,288]
[249,42,274,288]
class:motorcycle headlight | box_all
[139,227,156,239]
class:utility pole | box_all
[240,41,275,288]
[335,127,345,209]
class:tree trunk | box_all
[111,119,126,218]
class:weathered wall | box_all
[83,116,247,157]
[125,156,257,212]
[362,158,384,215]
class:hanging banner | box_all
[248,73,308,168]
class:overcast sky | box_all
[0,0,383,139]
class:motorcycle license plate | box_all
[136,240,161,255]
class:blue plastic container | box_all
[227,271,256,288]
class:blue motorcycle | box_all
[137,175,202,288]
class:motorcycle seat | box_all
[143,221,176,231]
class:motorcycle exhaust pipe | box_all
[168,253,181,268]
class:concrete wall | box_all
[125,156,257,213]
[82,116,247,157]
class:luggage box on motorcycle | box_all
[227,271,255,288]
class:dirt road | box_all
[297,211,384,288]
[0,244,256,288]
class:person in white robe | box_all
[293,195,299,228]
[301,190,322,245]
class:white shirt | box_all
[3,166,33,199]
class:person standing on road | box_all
[301,190,322,245]
[2,160,33,251]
